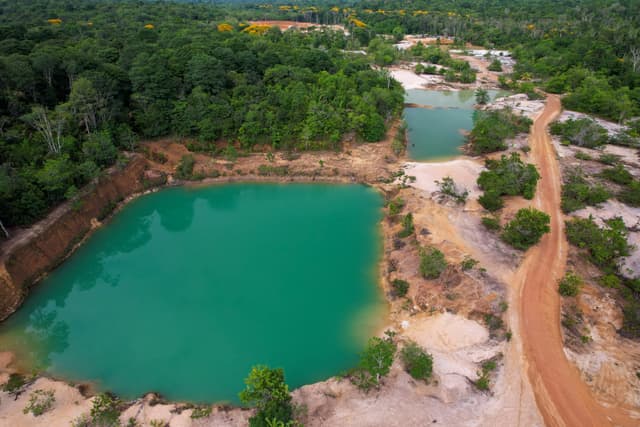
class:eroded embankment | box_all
[0,155,165,321]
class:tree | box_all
[400,341,433,381]
[475,89,490,105]
[239,366,293,427]
[23,106,67,154]
[67,77,103,135]
[501,208,550,250]
[419,247,447,279]
[354,334,396,389]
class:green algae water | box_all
[404,89,508,160]
[0,184,385,403]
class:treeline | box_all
[0,0,403,228]
[250,0,640,122]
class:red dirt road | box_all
[519,95,637,426]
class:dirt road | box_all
[518,95,637,426]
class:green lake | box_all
[404,89,508,160]
[0,184,385,403]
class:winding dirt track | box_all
[519,95,636,427]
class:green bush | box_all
[550,118,609,148]
[387,197,405,216]
[191,406,212,419]
[391,279,410,297]
[598,153,621,165]
[619,181,640,206]
[475,89,490,105]
[488,59,503,72]
[469,109,532,154]
[257,165,289,176]
[23,389,55,417]
[400,341,433,382]
[477,153,540,199]
[565,216,630,271]
[419,247,447,279]
[501,208,550,250]
[353,334,397,390]
[2,373,26,394]
[175,154,195,179]
[558,272,582,297]
[481,216,502,231]
[561,168,610,213]
[461,256,478,271]
[478,190,504,211]
[90,393,121,427]
[397,213,415,238]
[599,164,633,185]
[436,176,468,204]
[240,366,293,427]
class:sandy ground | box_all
[483,94,546,119]
[389,68,444,90]
[404,159,484,200]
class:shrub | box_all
[461,256,478,271]
[619,181,640,206]
[2,373,26,395]
[89,393,121,426]
[481,216,502,231]
[23,389,55,416]
[561,168,610,213]
[435,176,468,204]
[387,197,405,216]
[558,272,582,297]
[487,59,503,72]
[397,213,415,238]
[353,334,396,390]
[599,274,621,289]
[550,119,609,148]
[400,341,433,381]
[239,366,293,427]
[598,153,621,165]
[478,190,504,211]
[419,247,447,279]
[599,164,633,185]
[175,154,195,179]
[565,216,630,271]
[191,406,212,419]
[475,89,490,105]
[477,153,540,200]
[257,165,289,176]
[391,279,410,297]
[469,109,532,154]
[574,151,592,161]
[501,208,550,250]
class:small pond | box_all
[404,89,508,160]
[0,184,385,403]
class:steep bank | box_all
[0,155,165,321]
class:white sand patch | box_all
[389,69,443,90]
[404,312,490,352]
[559,111,627,136]
[404,159,484,199]
[483,94,545,119]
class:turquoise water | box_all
[404,89,508,160]
[0,184,385,403]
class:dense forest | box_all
[2,0,640,229]
[0,0,405,227]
